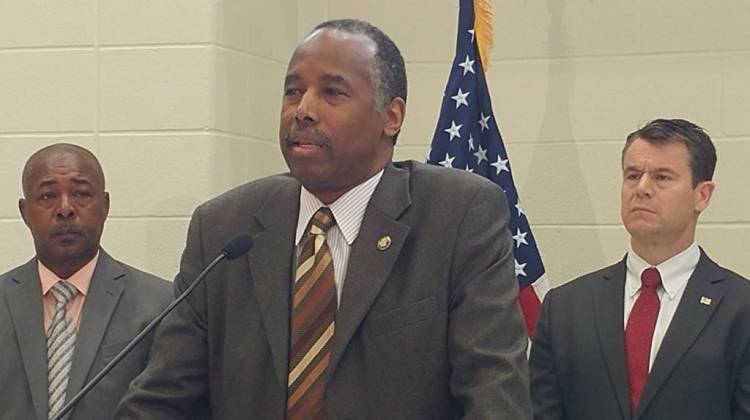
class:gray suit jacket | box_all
[0,250,171,420]
[114,160,531,420]
[530,251,750,420]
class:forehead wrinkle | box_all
[35,178,59,188]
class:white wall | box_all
[1,0,749,286]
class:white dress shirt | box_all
[624,242,700,370]
[294,169,384,305]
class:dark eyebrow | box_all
[34,177,94,190]
[285,73,350,85]
[35,179,58,189]
[623,165,678,175]
[70,177,94,186]
[651,167,679,175]
[623,165,643,172]
[284,74,302,85]
[320,74,347,84]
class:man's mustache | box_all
[50,226,85,238]
[284,128,331,147]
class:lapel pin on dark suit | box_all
[700,296,712,306]
[377,236,392,251]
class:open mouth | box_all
[290,142,323,148]
[285,135,329,157]
[285,130,329,148]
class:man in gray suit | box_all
[114,19,531,420]
[0,143,171,420]
[530,119,750,420]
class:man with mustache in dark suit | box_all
[114,19,531,420]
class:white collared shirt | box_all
[294,169,384,305]
[624,242,700,370]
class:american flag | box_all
[426,0,548,337]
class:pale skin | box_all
[620,137,715,266]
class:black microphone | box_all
[221,231,253,260]
[51,232,253,420]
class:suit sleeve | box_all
[112,207,211,420]
[733,327,750,419]
[529,289,565,420]
[447,182,532,420]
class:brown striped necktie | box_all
[287,207,337,420]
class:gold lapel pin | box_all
[700,296,712,306]
[377,235,392,251]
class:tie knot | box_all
[309,207,336,234]
[50,281,78,305]
[641,267,661,289]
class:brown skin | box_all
[620,137,715,265]
[19,146,110,279]
[279,28,406,204]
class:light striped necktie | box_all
[287,207,337,420]
[47,280,79,420]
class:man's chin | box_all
[289,166,332,188]
[624,219,658,235]
[48,246,95,263]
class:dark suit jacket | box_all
[530,251,750,420]
[0,250,171,420]
[114,161,532,420]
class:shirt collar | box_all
[626,242,700,299]
[295,169,384,246]
[39,251,100,297]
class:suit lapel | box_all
[594,259,631,420]
[66,250,125,400]
[6,259,49,420]
[248,179,300,385]
[634,252,723,419]
[328,164,412,377]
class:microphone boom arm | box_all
[51,248,232,420]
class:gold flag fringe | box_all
[473,0,494,71]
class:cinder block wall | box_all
[2,1,749,286]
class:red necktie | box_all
[625,267,661,411]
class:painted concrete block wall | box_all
[2,1,749,288]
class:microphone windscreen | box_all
[222,232,253,260]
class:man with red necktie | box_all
[530,119,750,420]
